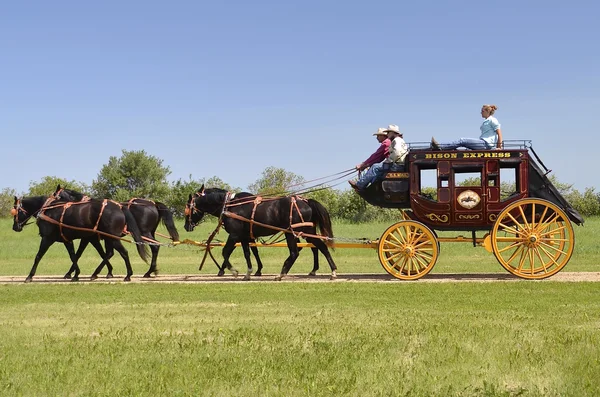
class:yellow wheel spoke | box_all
[498,241,523,254]
[539,241,569,256]
[534,213,560,234]
[495,236,524,243]
[518,206,531,230]
[539,224,567,238]
[538,245,561,268]
[533,248,550,273]
[498,221,521,236]
[389,231,405,245]
[516,247,528,272]
[503,244,525,267]
[537,206,549,226]
[528,249,537,274]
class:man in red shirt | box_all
[355,127,391,171]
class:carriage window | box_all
[419,168,437,201]
[500,165,519,200]
[454,172,482,187]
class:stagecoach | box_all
[354,140,584,280]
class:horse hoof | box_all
[231,270,239,277]
[24,277,32,283]
[254,271,262,277]
[243,275,251,281]
[71,277,79,282]
[330,273,338,280]
[273,276,282,281]
[143,273,151,278]
[106,273,114,279]
[90,274,98,281]
[63,274,72,279]
[123,276,131,282]
[217,271,225,277]
[308,271,317,277]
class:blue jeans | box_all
[438,138,492,150]
[356,162,404,189]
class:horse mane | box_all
[60,188,88,202]
[200,189,228,206]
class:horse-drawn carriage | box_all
[355,140,584,280]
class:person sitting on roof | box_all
[350,124,408,190]
[431,104,503,150]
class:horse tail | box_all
[307,199,334,239]
[122,206,150,264]
[155,201,180,242]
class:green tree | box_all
[304,187,340,216]
[27,176,90,197]
[204,176,241,193]
[248,167,304,196]
[92,150,171,201]
[0,187,18,218]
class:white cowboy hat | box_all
[373,127,387,136]
[384,124,402,135]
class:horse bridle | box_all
[185,195,203,228]
[11,199,35,228]
[12,196,58,228]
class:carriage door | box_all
[452,163,486,226]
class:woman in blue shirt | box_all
[431,105,503,150]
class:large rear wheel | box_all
[491,198,574,279]
[378,221,439,280]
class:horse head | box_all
[184,193,206,232]
[53,184,90,202]
[12,195,47,232]
[185,185,231,231]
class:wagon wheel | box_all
[378,221,439,280]
[491,198,574,279]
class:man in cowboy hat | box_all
[355,127,391,171]
[383,124,408,170]
[350,124,408,190]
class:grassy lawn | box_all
[1,282,600,396]
[0,217,599,396]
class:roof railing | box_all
[407,139,532,150]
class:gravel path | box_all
[1,272,599,284]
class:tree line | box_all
[1,149,599,221]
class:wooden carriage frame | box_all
[353,140,585,280]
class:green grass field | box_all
[0,217,599,396]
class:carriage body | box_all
[356,142,584,280]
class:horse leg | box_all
[26,237,54,283]
[91,240,115,280]
[241,241,253,281]
[63,241,81,282]
[274,234,300,281]
[219,237,238,277]
[112,240,134,282]
[307,237,337,280]
[308,247,319,276]
[143,240,159,278]
[88,239,113,279]
[250,243,263,277]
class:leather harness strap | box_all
[249,196,263,240]
[59,202,73,242]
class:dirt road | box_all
[1,272,599,284]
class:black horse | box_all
[184,185,337,280]
[55,186,180,278]
[12,195,149,282]
[191,188,324,278]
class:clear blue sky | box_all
[2,0,598,194]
